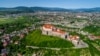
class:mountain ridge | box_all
[0,6,100,14]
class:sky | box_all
[0,0,100,9]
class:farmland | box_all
[0,18,15,24]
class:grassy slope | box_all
[36,48,90,56]
[84,39,100,56]
[24,30,74,48]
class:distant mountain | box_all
[0,6,34,14]
[74,7,100,12]
[0,6,71,12]
[0,6,100,14]
[30,7,71,12]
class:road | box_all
[26,45,88,51]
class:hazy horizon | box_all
[0,0,100,9]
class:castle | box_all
[41,24,68,39]
[41,24,88,48]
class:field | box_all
[0,18,15,24]
[83,25,100,35]
[23,48,91,56]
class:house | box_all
[19,33,25,39]
[3,41,8,47]
[17,53,22,56]
[88,35,100,40]
[68,35,83,46]
[68,35,80,44]
[1,49,7,56]
[2,39,8,47]
[3,34,10,41]
[14,41,19,44]
[41,24,68,39]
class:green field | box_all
[22,48,91,56]
[82,25,100,35]
[24,30,74,48]
[0,16,37,33]
[0,18,15,24]
[43,48,90,56]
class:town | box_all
[0,10,100,56]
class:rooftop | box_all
[43,24,66,34]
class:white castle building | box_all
[41,24,68,39]
[41,24,88,48]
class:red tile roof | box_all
[53,29,66,34]
[69,35,79,40]
[89,35,100,39]
[43,24,54,29]
[43,24,66,34]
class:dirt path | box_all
[26,45,88,50]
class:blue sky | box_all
[0,0,100,9]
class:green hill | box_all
[24,30,74,48]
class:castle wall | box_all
[41,26,69,39]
